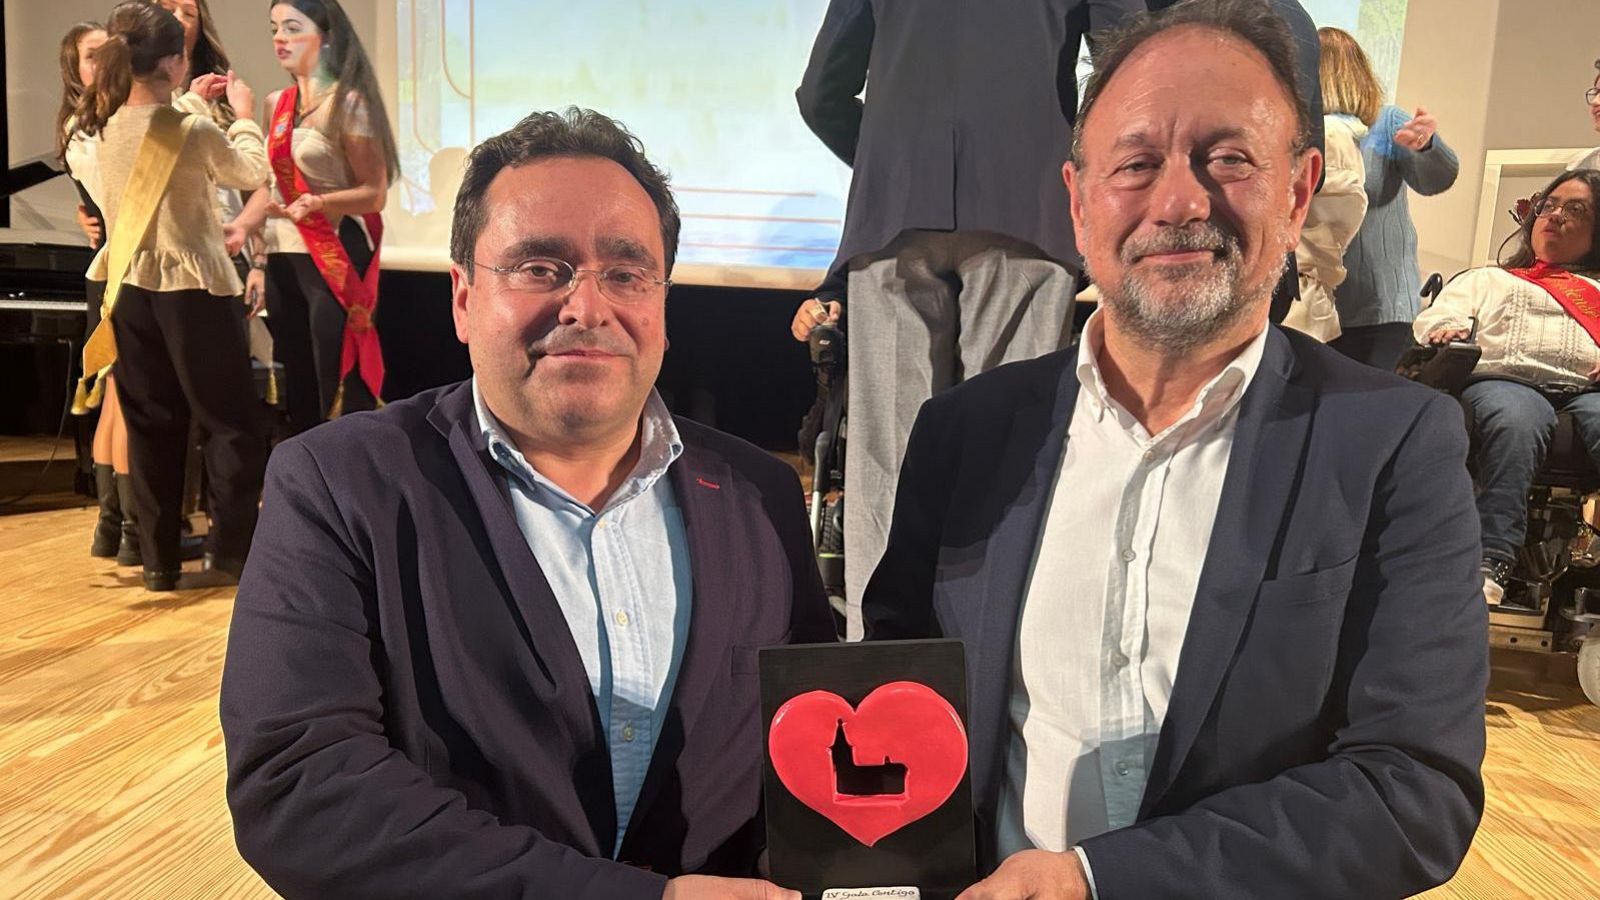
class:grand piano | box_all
[0,229,95,493]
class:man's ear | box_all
[1064,160,1087,242]
[1283,147,1323,251]
[449,264,472,346]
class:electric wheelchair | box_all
[1398,275,1600,706]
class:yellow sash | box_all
[72,106,196,413]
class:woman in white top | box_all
[68,1,269,591]
[233,0,398,433]
[1413,168,1600,606]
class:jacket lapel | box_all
[967,353,1081,827]
[1139,328,1313,817]
[426,383,615,849]
[624,433,737,839]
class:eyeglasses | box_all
[1587,87,1600,105]
[1532,196,1594,222]
[468,257,671,304]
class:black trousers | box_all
[265,218,376,434]
[110,285,266,570]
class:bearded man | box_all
[861,1,1487,898]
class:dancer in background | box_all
[68,1,268,591]
[233,0,398,433]
[1323,27,1459,370]
[58,21,151,565]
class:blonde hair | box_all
[1317,27,1382,127]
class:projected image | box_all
[389,0,1409,284]
[392,1,849,280]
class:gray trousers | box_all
[844,230,1077,639]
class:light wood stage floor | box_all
[2,503,1598,898]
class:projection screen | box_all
[374,0,1409,289]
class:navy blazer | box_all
[864,328,1487,898]
[221,381,836,899]
[796,0,1144,282]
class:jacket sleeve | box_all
[795,0,875,166]
[1078,394,1487,899]
[861,398,956,641]
[220,440,668,900]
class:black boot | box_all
[115,472,142,567]
[90,463,121,558]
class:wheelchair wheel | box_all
[1580,632,1600,709]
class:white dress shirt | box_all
[995,312,1268,890]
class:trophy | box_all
[759,639,976,900]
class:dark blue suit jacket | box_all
[796,0,1144,287]
[221,381,835,899]
[864,328,1487,898]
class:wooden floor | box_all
[1,504,1598,898]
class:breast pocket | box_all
[1255,556,1359,608]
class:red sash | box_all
[1509,261,1600,348]
[268,85,384,406]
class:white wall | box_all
[3,0,376,235]
[1394,0,1600,278]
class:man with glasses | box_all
[221,108,830,900]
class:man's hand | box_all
[75,204,103,248]
[790,298,841,341]
[1587,359,1600,383]
[662,874,800,900]
[955,849,1090,900]
[1394,107,1439,151]
[1425,326,1472,346]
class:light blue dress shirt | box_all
[472,378,693,856]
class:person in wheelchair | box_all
[1413,168,1600,606]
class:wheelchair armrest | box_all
[1396,340,1483,395]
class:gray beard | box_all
[1085,223,1284,355]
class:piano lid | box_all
[0,228,95,300]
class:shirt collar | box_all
[471,376,684,514]
[1074,308,1269,440]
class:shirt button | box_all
[1121,548,1137,562]
[614,610,630,627]
[1142,450,1156,462]
[622,724,635,742]
[1114,760,1131,777]
[1110,650,1129,669]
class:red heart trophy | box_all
[759,640,976,900]
[768,682,967,847]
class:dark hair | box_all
[1071,0,1312,166]
[272,0,398,180]
[147,0,235,125]
[74,2,184,139]
[450,107,681,276]
[1500,168,1600,274]
[56,22,103,160]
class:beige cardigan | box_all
[66,103,266,297]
